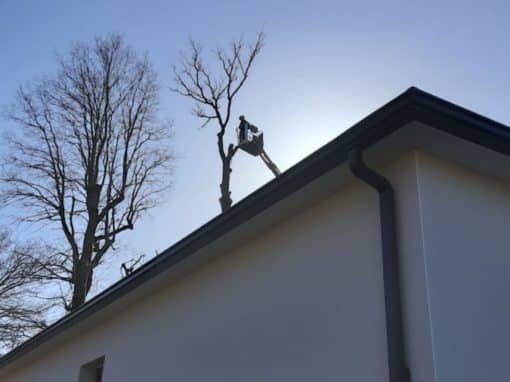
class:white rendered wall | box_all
[385,152,436,382]
[1,169,396,382]
[415,152,510,381]
[4,146,509,382]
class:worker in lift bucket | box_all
[238,115,260,142]
[236,115,281,176]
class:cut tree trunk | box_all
[219,160,233,212]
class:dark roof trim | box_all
[2,87,510,369]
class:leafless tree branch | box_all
[0,231,54,351]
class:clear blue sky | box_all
[1,0,509,291]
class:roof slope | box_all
[2,87,510,369]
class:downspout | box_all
[347,148,410,382]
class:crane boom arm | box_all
[260,149,281,177]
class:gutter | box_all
[348,148,410,382]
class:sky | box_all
[0,0,509,293]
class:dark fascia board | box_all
[2,86,510,369]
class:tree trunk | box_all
[69,183,99,310]
[70,239,95,311]
[219,159,233,212]
[70,261,95,311]
[70,266,89,311]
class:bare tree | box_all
[0,231,50,351]
[172,33,264,212]
[3,34,173,311]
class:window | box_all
[78,356,105,382]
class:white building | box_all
[1,87,510,382]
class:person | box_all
[236,115,281,176]
[238,115,259,146]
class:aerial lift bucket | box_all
[237,116,281,176]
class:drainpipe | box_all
[347,148,410,382]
